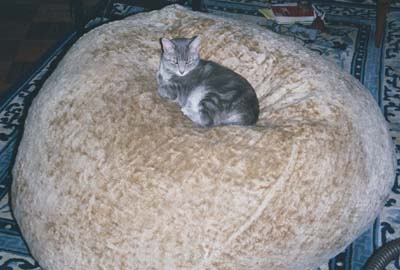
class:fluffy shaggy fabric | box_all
[11,5,395,270]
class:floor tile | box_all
[0,40,19,62]
[0,0,74,95]
[6,62,34,85]
[26,22,73,40]
[14,40,55,63]
[0,81,11,98]
[0,62,13,81]
[34,3,73,23]
[0,22,31,40]
[0,3,37,22]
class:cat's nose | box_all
[178,64,185,75]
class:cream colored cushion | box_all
[11,5,395,270]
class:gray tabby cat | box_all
[157,36,259,127]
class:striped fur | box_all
[157,36,259,127]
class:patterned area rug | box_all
[201,0,400,8]
[0,2,399,270]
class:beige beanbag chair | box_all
[11,5,395,270]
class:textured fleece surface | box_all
[11,5,395,270]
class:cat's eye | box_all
[168,57,178,65]
[165,56,178,64]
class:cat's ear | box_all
[189,36,201,53]
[160,38,174,54]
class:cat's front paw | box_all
[181,108,214,128]
[158,86,177,101]
[181,106,190,117]
[181,106,202,126]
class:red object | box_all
[271,5,314,17]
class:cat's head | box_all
[160,36,201,76]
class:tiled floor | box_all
[0,0,74,100]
